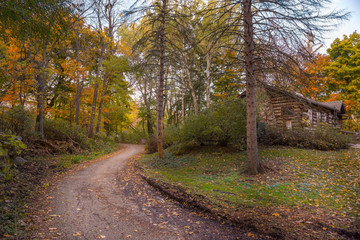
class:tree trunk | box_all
[181,62,185,122]
[147,110,154,135]
[75,80,83,125]
[37,71,45,140]
[95,78,108,133]
[145,87,154,136]
[185,66,198,114]
[19,74,24,106]
[144,91,154,136]
[243,0,259,175]
[69,100,73,125]
[88,82,98,138]
[182,40,198,114]
[206,52,211,108]
[157,0,167,159]
[163,69,169,119]
[96,96,104,133]
[74,27,83,126]
[89,42,106,137]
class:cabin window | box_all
[286,120,292,130]
[282,107,294,116]
[317,112,321,122]
[308,109,313,124]
[323,112,328,122]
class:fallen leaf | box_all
[248,232,255,238]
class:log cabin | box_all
[242,85,346,130]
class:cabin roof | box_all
[240,85,346,115]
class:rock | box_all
[14,156,27,165]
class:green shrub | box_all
[119,128,145,144]
[0,106,36,139]
[343,119,360,132]
[43,118,91,149]
[145,135,158,154]
[260,125,351,150]
[0,134,27,180]
[165,98,247,154]
[0,134,27,159]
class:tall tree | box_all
[295,53,331,100]
[127,0,171,158]
[242,0,258,175]
[156,0,167,158]
[325,31,360,115]
[29,1,76,139]
[226,0,348,174]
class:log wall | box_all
[258,90,342,129]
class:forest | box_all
[1,0,359,161]
[1,0,360,238]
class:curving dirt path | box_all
[30,144,251,240]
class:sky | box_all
[103,0,359,53]
[321,0,360,52]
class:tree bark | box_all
[19,74,24,106]
[147,108,154,135]
[182,42,198,115]
[88,82,98,138]
[36,43,50,140]
[206,52,211,108]
[185,66,198,114]
[74,26,83,126]
[157,0,167,159]
[243,0,259,175]
[89,39,105,138]
[95,94,104,133]
[75,80,83,125]
[95,78,109,133]
[37,71,46,140]
[144,82,154,136]
[181,62,185,122]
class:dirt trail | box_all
[31,144,250,240]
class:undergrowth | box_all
[139,147,360,232]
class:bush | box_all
[145,135,158,154]
[0,134,27,160]
[165,98,247,154]
[0,106,36,139]
[0,133,27,180]
[44,119,118,151]
[260,125,352,150]
[343,119,360,132]
[43,118,91,149]
[119,128,145,144]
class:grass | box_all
[55,147,116,169]
[139,147,360,218]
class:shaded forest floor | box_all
[138,146,360,239]
[0,143,117,238]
